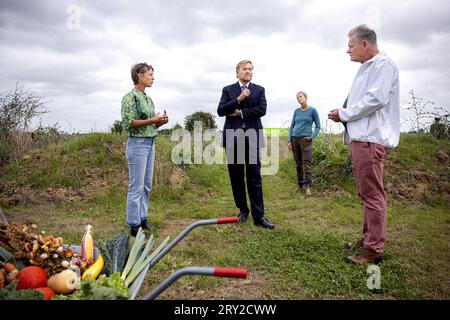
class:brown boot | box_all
[345,248,383,264]
[344,237,364,251]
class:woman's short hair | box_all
[296,91,308,99]
[131,63,153,85]
[236,59,253,74]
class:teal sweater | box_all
[288,106,321,142]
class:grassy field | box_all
[0,132,449,300]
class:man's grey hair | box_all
[348,24,377,46]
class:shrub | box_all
[0,83,47,165]
[110,120,123,134]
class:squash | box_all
[81,255,104,281]
[47,269,79,294]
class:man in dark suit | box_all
[217,60,275,229]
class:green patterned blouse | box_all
[121,88,157,138]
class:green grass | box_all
[0,132,449,300]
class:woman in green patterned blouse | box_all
[121,63,168,236]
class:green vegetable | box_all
[98,233,130,275]
[52,272,128,300]
[0,246,13,263]
[0,282,44,300]
[112,234,130,273]
[121,228,170,287]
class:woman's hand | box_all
[288,142,292,151]
[130,110,168,129]
[153,110,168,127]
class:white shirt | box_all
[238,81,250,90]
[339,52,400,148]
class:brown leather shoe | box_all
[345,248,383,264]
[344,237,364,251]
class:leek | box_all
[123,235,170,287]
[121,228,146,281]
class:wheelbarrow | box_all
[1,212,247,300]
[126,215,247,300]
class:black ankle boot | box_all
[130,225,140,237]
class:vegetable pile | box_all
[1,221,170,300]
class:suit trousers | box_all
[225,135,264,221]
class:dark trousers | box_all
[226,137,264,221]
[291,137,313,187]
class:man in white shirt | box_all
[328,25,400,264]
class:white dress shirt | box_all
[339,52,400,148]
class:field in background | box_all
[0,132,449,299]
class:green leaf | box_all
[0,282,44,300]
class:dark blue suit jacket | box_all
[217,82,266,148]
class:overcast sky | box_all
[1,0,449,133]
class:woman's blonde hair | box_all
[296,91,308,100]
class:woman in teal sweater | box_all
[288,91,321,196]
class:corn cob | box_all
[81,224,94,262]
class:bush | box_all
[279,134,353,191]
[0,83,47,165]
[184,111,217,132]
[401,90,449,133]
[110,120,123,134]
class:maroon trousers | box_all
[349,141,388,254]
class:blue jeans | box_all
[125,137,155,227]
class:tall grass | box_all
[1,131,449,299]
[279,134,353,191]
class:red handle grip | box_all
[213,267,248,278]
[216,216,238,224]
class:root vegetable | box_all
[43,236,55,243]
[32,241,39,254]
[3,262,17,273]
[0,271,4,288]
[24,243,32,252]
[7,269,19,283]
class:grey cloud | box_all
[1,0,448,132]
[377,0,450,46]
[72,0,308,47]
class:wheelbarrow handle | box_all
[148,216,237,269]
[213,267,247,278]
[128,216,238,300]
[216,216,238,224]
[142,266,248,300]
